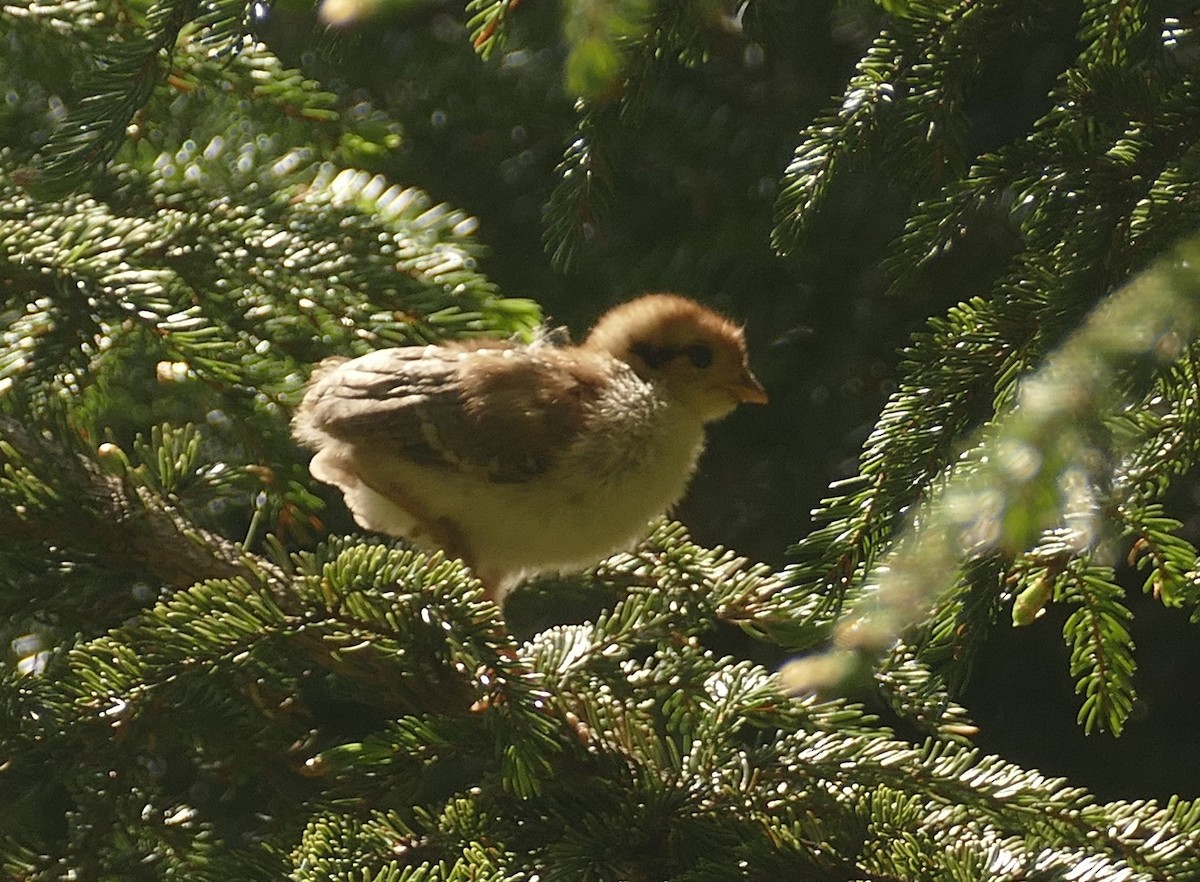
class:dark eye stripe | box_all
[631,341,675,369]
[631,341,715,370]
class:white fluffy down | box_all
[308,369,706,598]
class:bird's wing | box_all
[297,342,610,482]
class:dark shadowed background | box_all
[253,0,1200,802]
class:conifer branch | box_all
[785,232,1200,691]
[31,0,253,194]
[0,413,271,591]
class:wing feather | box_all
[294,342,610,482]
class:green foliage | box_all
[465,0,783,275]
[0,4,539,603]
[8,520,1200,879]
[7,0,1200,879]
[31,0,255,195]
[773,1,1200,738]
[561,0,649,100]
[469,0,730,102]
[1059,560,1137,736]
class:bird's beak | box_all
[729,368,769,405]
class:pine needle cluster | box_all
[4,2,1200,880]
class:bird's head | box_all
[584,293,768,421]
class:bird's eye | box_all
[684,344,714,369]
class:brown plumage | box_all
[293,293,766,599]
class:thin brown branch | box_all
[0,414,285,595]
